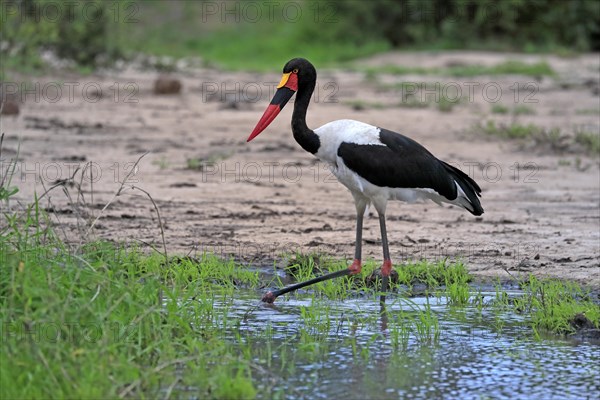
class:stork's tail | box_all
[441,161,484,216]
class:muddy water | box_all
[224,289,599,399]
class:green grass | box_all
[0,193,263,398]
[0,150,262,398]
[361,60,556,78]
[343,99,388,110]
[478,120,571,153]
[574,130,600,155]
[6,0,597,77]
[526,278,600,336]
[477,120,550,139]
[186,151,232,171]
[387,297,441,348]
[437,94,459,112]
[512,105,537,116]
[491,104,510,114]
[4,0,564,76]
[490,103,537,117]
[120,3,389,71]
[398,98,430,109]
[575,108,600,115]
[280,256,472,299]
[3,1,391,75]
[394,86,461,112]
[366,82,462,112]
[284,254,472,288]
[395,260,472,288]
[475,120,566,145]
[0,217,451,397]
[495,277,600,336]
[477,121,600,155]
[140,28,388,71]
[152,156,170,170]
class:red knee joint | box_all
[348,259,362,275]
[381,259,393,277]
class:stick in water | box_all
[261,269,351,303]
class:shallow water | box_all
[221,288,600,399]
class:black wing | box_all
[337,128,483,215]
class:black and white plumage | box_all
[315,120,483,217]
[249,58,483,303]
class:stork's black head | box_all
[247,58,317,142]
[282,58,317,91]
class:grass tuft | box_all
[520,277,599,336]
[574,130,600,155]
[361,60,555,78]
[477,121,600,156]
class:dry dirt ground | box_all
[2,51,599,287]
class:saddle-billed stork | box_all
[248,58,483,303]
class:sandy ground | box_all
[2,51,599,287]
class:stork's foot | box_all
[261,291,277,303]
[348,259,362,275]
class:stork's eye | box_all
[293,68,299,74]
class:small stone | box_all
[154,76,182,94]
[0,101,19,115]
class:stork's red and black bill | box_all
[247,71,298,142]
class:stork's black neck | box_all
[291,78,320,154]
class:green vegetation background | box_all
[2,0,599,72]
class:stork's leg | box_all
[261,196,367,303]
[349,200,365,275]
[378,212,393,293]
